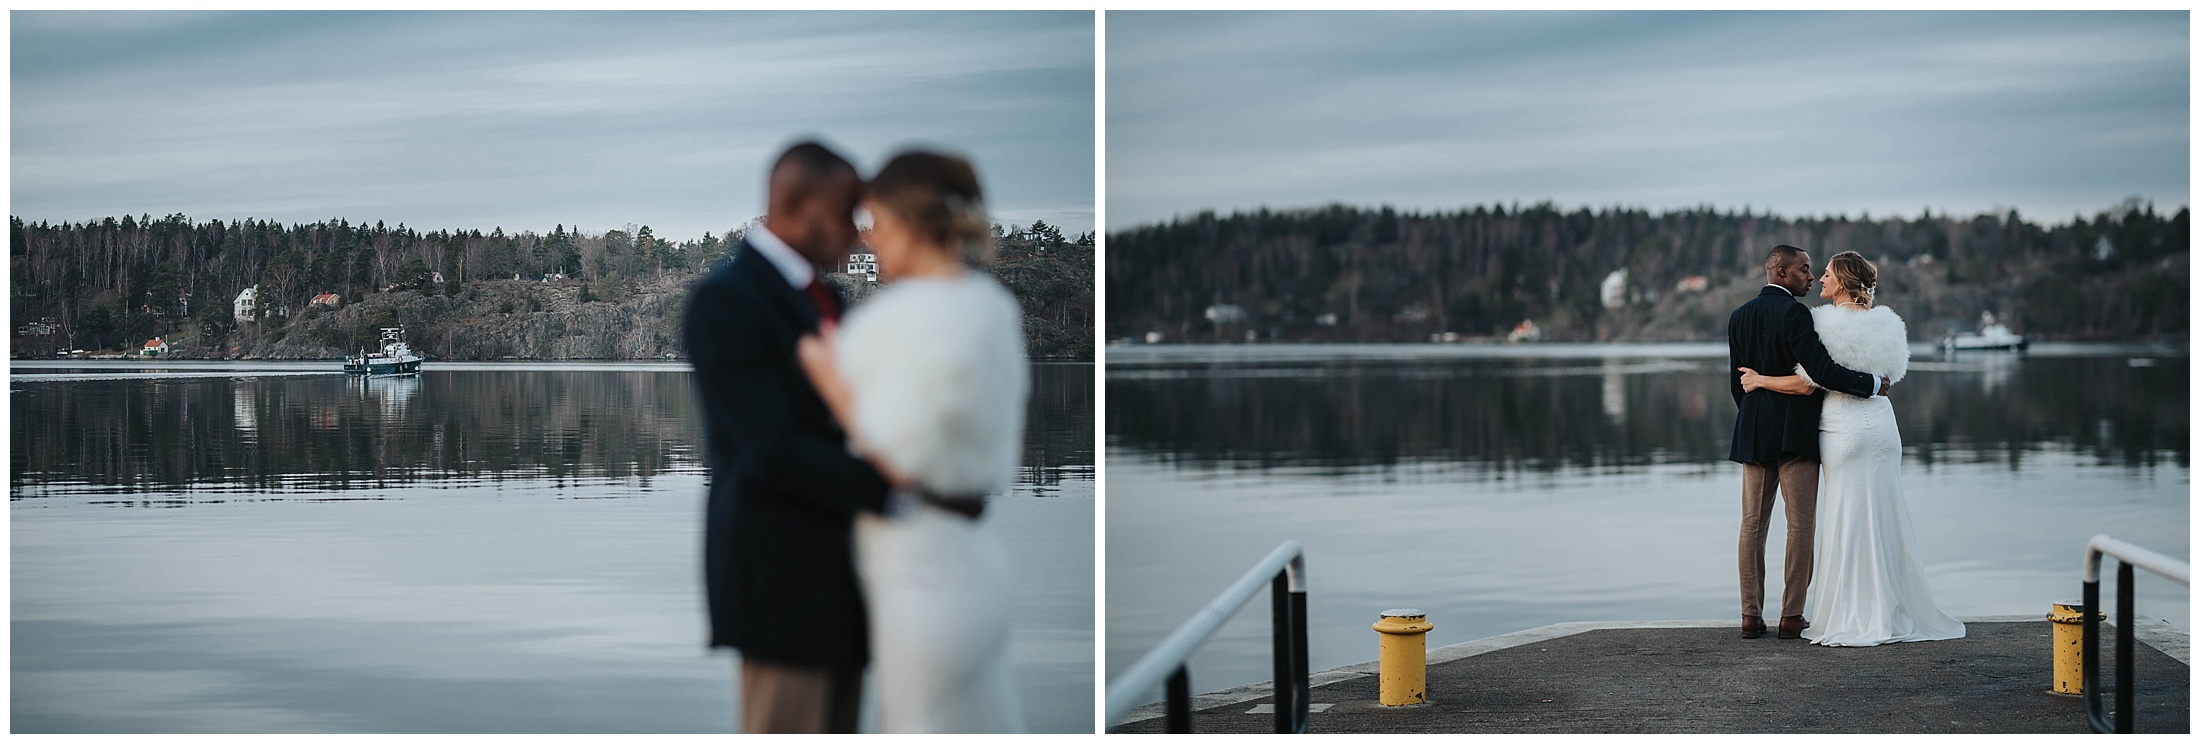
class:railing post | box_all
[2087,558,2145,733]
[2083,563,2107,732]
[2116,562,2134,733]
[1166,666,1191,733]
[1271,572,1295,733]
[1290,574,1310,733]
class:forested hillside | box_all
[11,214,1095,360]
[1108,199,2187,344]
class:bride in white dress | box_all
[1738,251,1965,647]
[797,150,1027,732]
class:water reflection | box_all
[1601,358,1626,423]
[1107,350,2188,473]
[1019,363,1098,492]
[362,375,420,416]
[15,363,1095,501]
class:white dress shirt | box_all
[746,224,815,290]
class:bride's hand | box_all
[796,323,913,491]
[1737,366,1764,393]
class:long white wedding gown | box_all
[1794,304,1966,647]
[831,272,1028,732]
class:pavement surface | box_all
[1113,620,2189,734]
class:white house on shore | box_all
[1600,269,1629,310]
[234,286,259,322]
[845,252,879,282]
[141,337,169,356]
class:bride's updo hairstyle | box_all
[1827,250,1879,308]
[866,150,994,265]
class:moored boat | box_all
[344,327,424,376]
[1942,312,2027,352]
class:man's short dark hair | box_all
[773,141,854,181]
[768,141,857,206]
[1765,244,1807,273]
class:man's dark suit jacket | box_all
[1727,285,1878,464]
[682,240,889,669]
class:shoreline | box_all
[1106,340,2188,365]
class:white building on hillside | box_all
[234,286,259,322]
[845,252,879,282]
[1600,269,1629,310]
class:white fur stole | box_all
[1793,304,1910,386]
[831,274,1029,496]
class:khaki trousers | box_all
[1739,456,1818,619]
[739,657,863,733]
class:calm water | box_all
[1106,343,2188,704]
[12,360,1095,733]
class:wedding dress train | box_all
[1795,304,1965,647]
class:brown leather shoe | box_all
[1741,615,1766,639]
[1778,615,1810,639]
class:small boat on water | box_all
[345,327,424,376]
[1942,312,2028,352]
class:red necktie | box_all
[803,279,839,324]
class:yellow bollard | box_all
[1373,609,1432,706]
[2048,600,2099,695]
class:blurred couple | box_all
[682,141,1029,733]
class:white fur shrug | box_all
[1794,304,1910,388]
[832,274,1029,497]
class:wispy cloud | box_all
[13,10,1096,238]
[1106,10,2187,230]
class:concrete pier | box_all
[1113,616,2189,734]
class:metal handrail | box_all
[2081,534,2190,734]
[1105,540,1309,733]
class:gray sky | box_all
[13,11,1096,241]
[1107,11,2188,231]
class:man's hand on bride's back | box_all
[1877,375,1892,397]
[1737,366,1764,393]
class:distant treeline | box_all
[10,214,1095,359]
[1107,199,2188,344]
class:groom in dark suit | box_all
[683,141,890,732]
[1727,244,1888,640]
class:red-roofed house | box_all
[141,337,170,357]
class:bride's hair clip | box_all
[1858,282,1876,302]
